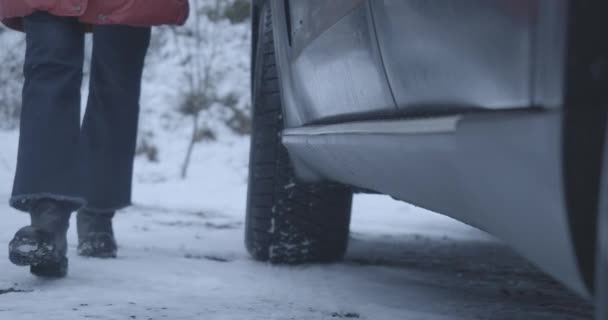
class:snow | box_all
[0,130,593,320]
[14,245,38,253]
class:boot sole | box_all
[78,251,117,259]
[30,257,68,278]
[8,237,68,278]
[78,245,118,259]
[9,237,53,266]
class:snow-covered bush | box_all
[140,0,251,170]
[223,0,251,24]
[0,27,25,130]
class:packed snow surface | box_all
[0,131,592,320]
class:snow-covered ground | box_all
[0,131,593,320]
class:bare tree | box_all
[178,0,224,179]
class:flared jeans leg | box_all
[11,12,86,212]
[79,24,151,212]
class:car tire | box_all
[245,3,353,264]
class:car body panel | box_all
[530,0,567,108]
[271,0,397,127]
[272,0,568,127]
[370,0,567,111]
[282,110,588,297]
[288,0,366,58]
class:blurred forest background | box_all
[0,0,251,178]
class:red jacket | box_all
[0,0,189,31]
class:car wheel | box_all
[245,3,353,264]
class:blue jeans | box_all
[10,12,151,212]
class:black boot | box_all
[77,209,117,258]
[8,199,71,278]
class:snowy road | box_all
[0,194,593,320]
[0,133,593,320]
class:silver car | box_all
[245,1,608,317]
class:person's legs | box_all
[8,12,85,277]
[77,24,150,257]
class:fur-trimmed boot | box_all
[9,199,71,277]
[77,209,117,258]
